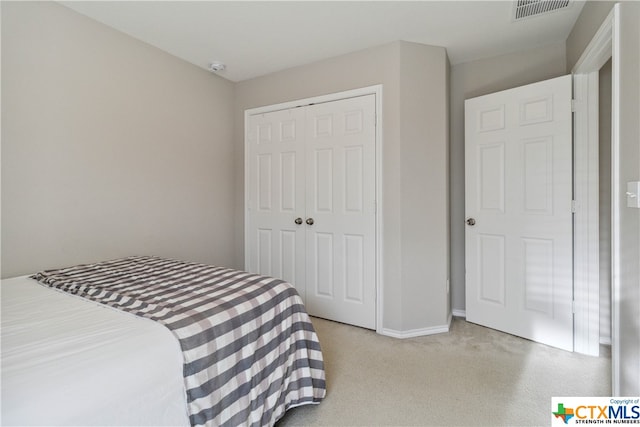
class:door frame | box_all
[571,5,619,391]
[244,85,384,332]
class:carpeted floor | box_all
[277,316,611,426]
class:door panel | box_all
[478,142,505,212]
[465,75,573,351]
[478,234,506,306]
[280,229,297,285]
[522,137,553,213]
[344,234,365,302]
[314,148,334,212]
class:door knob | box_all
[466,218,476,226]
[306,218,314,226]
[294,217,303,225]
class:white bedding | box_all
[1,275,190,426]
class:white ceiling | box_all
[60,1,585,82]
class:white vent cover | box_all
[513,0,571,20]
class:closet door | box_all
[304,95,376,329]
[246,108,307,299]
[246,93,377,330]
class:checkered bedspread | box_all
[32,256,326,426]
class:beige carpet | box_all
[277,317,611,426]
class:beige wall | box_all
[235,41,450,332]
[614,0,640,396]
[1,2,236,278]
[613,2,640,396]
[398,42,450,328]
[449,42,567,312]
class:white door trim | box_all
[572,72,601,357]
[571,5,619,392]
[244,85,384,333]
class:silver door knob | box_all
[294,217,303,225]
[466,218,476,226]
[306,218,314,225]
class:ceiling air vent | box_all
[513,0,571,20]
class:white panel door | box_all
[246,108,307,299]
[304,95,376,329]
[465,75,573,351]
[246,94,377,330]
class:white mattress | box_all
[1,275,190,426]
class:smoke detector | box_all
[208,62,226,72]
[513,0,572,21]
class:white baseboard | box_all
[380,313,452,339]
[600,336,611,345]
[452,309,466,318]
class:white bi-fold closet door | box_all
[246,94,376,329]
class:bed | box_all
[1,256,326,426]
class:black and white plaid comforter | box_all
[32,256,326,426]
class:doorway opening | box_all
[571,4,624,393]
